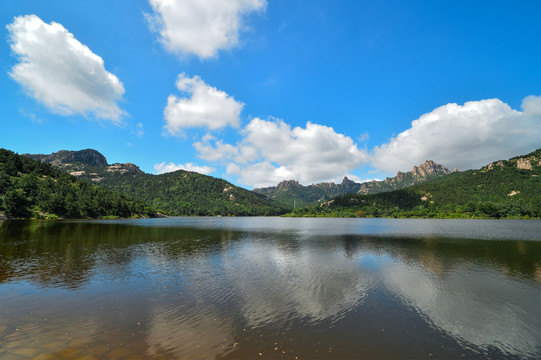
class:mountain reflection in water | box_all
[0,219,540,359]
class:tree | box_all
[3,188,31,218]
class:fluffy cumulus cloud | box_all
[148,0,267,59]
[154,161,215,175]
[7,15,125,123]
[194,118,368,187]
[164,73,244,135]
[372,97,541,172]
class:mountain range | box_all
[253,160,452,208]
[2,147,540,219]
[290,148,541,219]
[26,149,454,213]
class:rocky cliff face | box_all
[107,163,143,175]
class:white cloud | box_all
[192,95,541,188]
[7,15,125,123]
[164,73,244,135]
[135,122,144,138]
[154,161,215,175]
[372,97,541,172]
[147,0,267,59]
[195,118,369,187]
[522,95,541,116]
[194,138,238,162]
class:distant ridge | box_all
[288,148,541,219]
[253,160,451,208]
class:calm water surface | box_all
[0,218,540,359]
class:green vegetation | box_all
[90,170,289,216]
[0,149,157,219]
[9,147,541,220]
[288,149,541,219]
[25,149,288,216]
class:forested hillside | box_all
[289,148,541,219]
[0,149,157,219]
[14,147,540,219]
[25,149,289,216]
[92,169,289,216]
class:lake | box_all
[0,217,540,359]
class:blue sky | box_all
[1,0,540,188]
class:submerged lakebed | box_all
[0,217,540,359]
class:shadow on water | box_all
[0,220,237,288]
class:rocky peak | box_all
[340,176,355,186]
[27,149,108,167]
[394,171,406,182]
[340,176,359,192]
[277,180,302,190]
[412,160,450,178]
[384,171,406,184]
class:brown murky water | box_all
[1,218,540,359]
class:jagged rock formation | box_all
[253,160,451,208]
[276,180,303,191]
[357,160,451,195]
[338,176,360,193]
[413,160,449,177]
